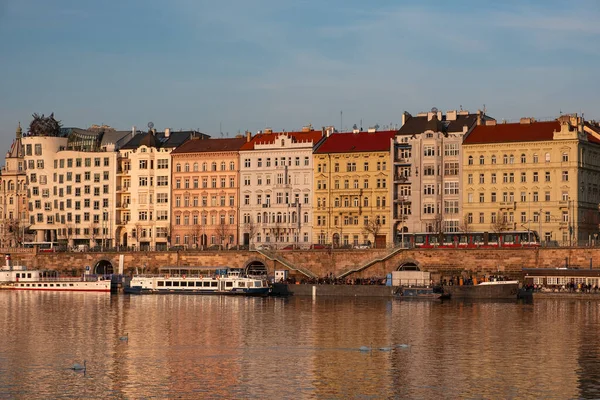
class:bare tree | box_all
[432,214,445,244]
[459,214,472,234]
[244,218,259,248]
[215,222,229,250]
[191,223,205,249]
[490,209,510,246]
[362,218,382,248]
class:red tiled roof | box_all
[171,137,246,154]
[314,130,396,154]
[464,121,561,144]
[240,130,325,150]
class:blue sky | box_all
[1,0,600,156]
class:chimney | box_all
[477,110,482,126]
[164,128,170,138]
[246,131,251,142]
[131,126,136,138]
[322,126,326,137]
[401,112,411,127]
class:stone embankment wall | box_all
[3,247,599,279]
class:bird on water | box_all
[70,360,86,371]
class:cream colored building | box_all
[116,128,203,250]
[170,136,245,248]
[238,127,326,248]
[313,128,396,248]
[462,115,600,245]
[0,124,29,247]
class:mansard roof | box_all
[120,130,209,150]
[314,130,396,154]
[171,137,246,154]
[239,129,325,150]
[463,120,561,144]
[398,113,480,135]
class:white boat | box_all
[0,255,112,293]
[125,266,270,296]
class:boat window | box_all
[195,281,202,287]
[211,282,217,287]
[27,273,32,278]
[165,281,172,287]
[238,282,245,287]
[203,281,210,287]
[226,282,233,287]
[255,281,262,287]
[69,283,73,287]
[173,281,180,287]
[158,281,164,286]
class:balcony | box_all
[394,175,409,183]
[500,202,515,209]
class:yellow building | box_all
[463,115,600,245]
[313,128,396,248]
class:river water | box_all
[1,291,599,399]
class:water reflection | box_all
[1,292,600,398]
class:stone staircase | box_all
[255,249,318,279]
[336,245,407,279]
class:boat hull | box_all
[443,281,520,299]
[125,286,270,296]
[1,280,112,292]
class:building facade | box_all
[462,115,600,245]
[392,109,486,243]
[313,128,396,248]
[116,129,202,250]
[0,124,29,247]
[170,137,245,248]
[238,127,326,249]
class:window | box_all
[444,162,459,176]
[491,155,496,164]
[424,146,435,157]
[521,154,526,163]
[520,172,526,183]
[545,153,550,163]
[479,174,484,184]
[244,159,250,168]
[533,172,538,182]
[545,172,550,182]
[562,152,569,162]
[444,182,459,195]
[157,159,168,169]
[562,171,569,181]
[468,156,473,165]
[533,154,538,163]
[444,144,459,156]
[479,155,484,165]
[491,173,496,184]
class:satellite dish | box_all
[147,122,154,129]
[431,107,438,113]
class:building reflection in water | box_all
[1,292,599,398]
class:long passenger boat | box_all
[124,266,271,296]
[0,259,112,293]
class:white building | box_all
[238,127,327,248]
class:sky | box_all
[1,0,600,158]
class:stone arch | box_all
[244,259,267,277]
[396,258,421,271]
[94,259,114,275]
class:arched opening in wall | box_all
[397,262,419,271]
[245,260,267,277]
[122,233,128,248]
[95,259,114,275]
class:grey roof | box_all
[120,130,211,150]
[397,113,480,135]
[100,131,133,149]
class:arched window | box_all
[202,162,207,171]
[211,162,217,171]
[521,154,526,163]
[176,163,181,172]
[220,161,226,171]
[468,156,473,165]
[193,162,198,172]
[184,163,190,172]
[533,153,539,163]
[491,155,496,164]
[229,161,235,171]
[545,152,551,163]
[479,155,484,165]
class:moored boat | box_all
[443,280,520,299]
[0,256,112,293]
[395,286,450,299]
[125,266,270,296]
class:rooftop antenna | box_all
[483,104,486,114]
[460,105,463,111]
[340,110,343,132]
